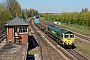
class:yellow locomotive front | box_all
[62,33,75,47]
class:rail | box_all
[39,19,88,60]
[66,49,88,60]
[0,31,6,43]
[30,19,66,60]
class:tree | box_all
[26,8,39,17]
[43,8,90,28]
[4,0,21,18]
[81,8,88,12]
[21,9,27,19]
[0,3,12,31]
[0,3,5,11]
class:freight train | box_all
[33,17,75,48]
[45,24,75,48]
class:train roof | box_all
[47,24,73,34]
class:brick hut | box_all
[4,17,29,43]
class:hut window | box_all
[19,27,27,33]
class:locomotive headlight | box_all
[64,40,66,42]
[63,40,66,44]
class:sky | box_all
[0,0,90,13]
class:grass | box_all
[74,39,90,59]
[28,47,39,55]
[60,24,90,35]
[76,44,90,54]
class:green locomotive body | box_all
[46,24,75,48]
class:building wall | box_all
[8,27,14,42]
[20,34,28,43]
[7,26,28,43]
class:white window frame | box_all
[17,26,28,34]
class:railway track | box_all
[38,18,88,60]
[0,31,6,43]
[29,19,65,60]
[75,33,90,41]
[66,49,88,60]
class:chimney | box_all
[16,13,18,17]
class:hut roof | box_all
[5,17,29,26]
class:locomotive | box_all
[45,24,75,48]
[33,16,75,48]
[33,16,40,24]
[33,16,44,30]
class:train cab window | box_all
[64,35,69,38]
[70,35,74,38]
[62,35,63,37]
[48,28,50,31]
[57,33,60,37]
